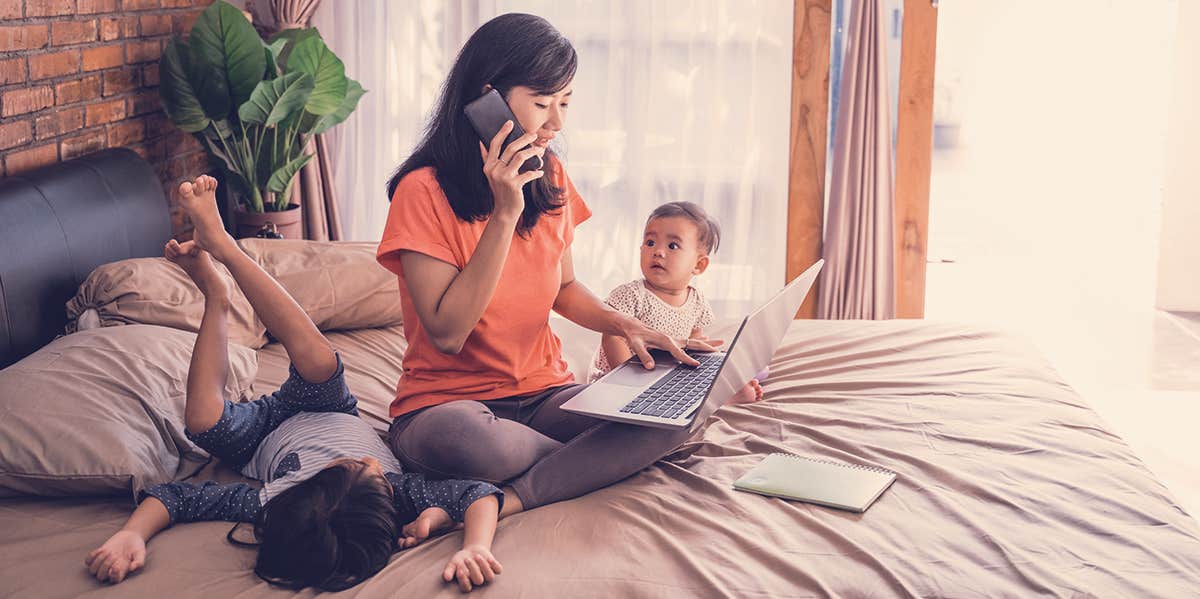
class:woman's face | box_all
[503,84,573,150]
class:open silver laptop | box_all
[561,259,824,432]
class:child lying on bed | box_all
[587,201,765,402]
[85,176,514,593]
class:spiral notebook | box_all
[733,453,897,513]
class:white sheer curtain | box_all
[316,1,793,315]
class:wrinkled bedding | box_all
[2,319,1198,598]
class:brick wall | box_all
[0,0,216,237]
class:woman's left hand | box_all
[618,318,699,369]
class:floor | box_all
[921,0,1198,519]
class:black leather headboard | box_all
[0,148,171,368]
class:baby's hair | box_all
[646,201,721,254]
[243,461,398,591]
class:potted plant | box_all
[158,0,363,238]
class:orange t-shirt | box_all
[376,162,591,418]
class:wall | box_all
[1156,0,1200,312]
[0,0,215,237]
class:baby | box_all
[589,201,764,403]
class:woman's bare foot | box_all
[164,239,228,299]
[177,175,236,259]
[398,507,456,549]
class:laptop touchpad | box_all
[604,362,669,387]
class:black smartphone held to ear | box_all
[463,89,543,173]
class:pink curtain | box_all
[817,0,895,320]
[250,0,343,240]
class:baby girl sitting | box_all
[588,201,764,404]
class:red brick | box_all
[163,0,204,7]
[84,98,126,126]
[141,63,158,87]
[0,25,49,52]
[126,90,159,116]
[35,106,84,139]
[60,128,106,159]
[2,86,54,117]
[55,75,101,104]
[102,68,138,95]
[107,118,145,147]
[99,18,121,41]
[4,143,59,176]
[0,58,24,85]
[143,111,171,138]
[139,14,171,36]
[173,10,200,35]
[125,40,160,64]
[82,45,123,71]
[25,0,75,17]
[120,15,139,37]
[51,20,99,46]
[29,50,81,80]
[0,120,33,151]
[122,0,159,10]
[77,0,119,13]
[0,0,21,19]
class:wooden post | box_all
[786,0,833,319]
[894,0,939,318]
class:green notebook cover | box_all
[733,453,897,513]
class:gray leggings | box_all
[387,384,694,509]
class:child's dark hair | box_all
[385,13,578,236]
[229,462,397,591]
[647,201,722,254]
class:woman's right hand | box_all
[478,120,545,221]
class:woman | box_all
[377,13,701,515]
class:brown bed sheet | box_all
[2,320,1199,598]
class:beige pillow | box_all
[66,256,268,349]
[238,238,403,332]
[0,325,257,499]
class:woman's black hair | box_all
[228,462,398,591]
[385,13,578,236]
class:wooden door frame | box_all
[785,0,938,318]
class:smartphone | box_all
[463,89,543,173]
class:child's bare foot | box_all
[164,239,228,299]
[177,175,235,259]
[729,378,764,404]
[398,507,455,549]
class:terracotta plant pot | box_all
[234,203,303,239]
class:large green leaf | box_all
[311,79,365,135]
[189,1,266,111]
[286,36,347,116]
[188,54,230,119]
[268,28,320,73]
[238,71,313,127]
[159,38,210,133]
[267,152,313,193]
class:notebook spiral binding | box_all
[771,453,896,477]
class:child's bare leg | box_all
[176,176,336,383]
[165,239,230,434]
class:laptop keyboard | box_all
[618,352,726,419]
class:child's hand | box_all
[399,507,454,549]
[442,544,503,592]
[85,530,146,583]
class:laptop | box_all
[561,259,824,432]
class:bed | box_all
[2,150,1199,598]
